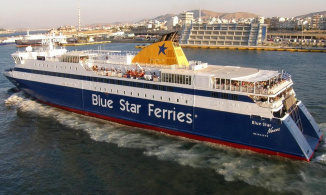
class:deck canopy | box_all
[60,51,91,63]
[195,65,260,79]
[233,70,279,82]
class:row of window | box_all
[96,87,189,104]
[27,69,175,92]
[30,69,81,80]
[34,63,79,71]
[211,92,239,101]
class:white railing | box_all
[214,79,292,96]
[82,59,190,70]
[257,98,283,109]
[270,80,292,94]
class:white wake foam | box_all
[5,93,326,194]
[4,92,25,107]
[316,154,326,162]
[320,123,326,148]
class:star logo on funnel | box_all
[158,43,167,55]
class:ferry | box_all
[0,37,22,45]
[3,32,323,161]
[15,31,67,47]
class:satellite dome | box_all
[26,46,32,52]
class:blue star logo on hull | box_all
[158,43,167,55]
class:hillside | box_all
[188,10,258,20]
[139,9,259,23]
[295,11,326,19]
[153,14,176,21]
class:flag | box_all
[282,71,291,81]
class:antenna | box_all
[78,0,81,31]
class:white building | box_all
[180,23,268,46]
[257,16,265,24]
[181,12,194,26]
[320,17,326,30]
[167,16,179,30]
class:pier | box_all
[59,41,111,46]
[267,32,326,40]
[179,45,326,53]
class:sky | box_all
[0,0,325,29]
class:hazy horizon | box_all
[1,0,325,29]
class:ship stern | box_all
[282,101,323,161]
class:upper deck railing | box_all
[214,78,292,96]
[84,50,139,56]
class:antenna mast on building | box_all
[78,0,81,31]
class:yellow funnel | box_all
[132,41,189,67]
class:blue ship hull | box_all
[5,75,323,161]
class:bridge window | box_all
[166,86,174,92]
[152,85,158,90]
[221,93,229,99]
[211,92,219,98]
[37,56,45,61]
[161,73,192,85]
[144,83,150,89]
[230,94,239,100]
